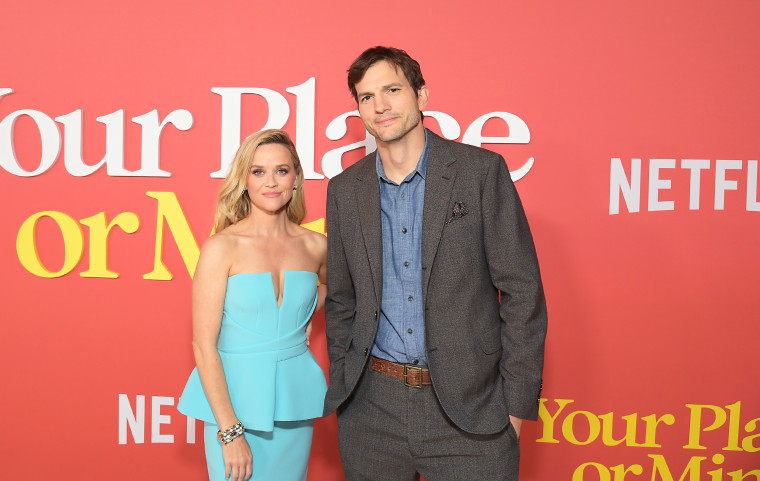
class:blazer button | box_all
[363,348,369,356]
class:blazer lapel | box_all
[421,133,457,302]
[354,156,383,306]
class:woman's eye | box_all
[278,168,289,175]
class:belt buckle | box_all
[403,365,423,388]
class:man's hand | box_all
[508,415,523,440]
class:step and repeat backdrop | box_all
[2,1,758,479]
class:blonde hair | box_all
[214,129,305,232]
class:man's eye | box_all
[388,88,400,93]
[361,95,372,102]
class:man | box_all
[323,46,547,481]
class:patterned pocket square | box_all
[445,201,468,225]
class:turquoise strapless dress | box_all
[178,271,327,431]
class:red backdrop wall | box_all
[2,1,758,479]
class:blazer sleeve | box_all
[324,179,356,374]
[482,153,547,420]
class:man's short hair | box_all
[347,46,426,103]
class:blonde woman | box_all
[178,129,327,481]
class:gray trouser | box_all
[337,366,520,481]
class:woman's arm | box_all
[191,234,252,481]
[305,232,328,346]
[315,232,328,312]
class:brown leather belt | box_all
[371,356,432,388]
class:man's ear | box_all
[417,85,429,111]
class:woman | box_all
[178,129,327,481]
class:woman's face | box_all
[245,143,297,216]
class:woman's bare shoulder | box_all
[287,224,325,263]
[198,227,241,266]
[295,224,326,246]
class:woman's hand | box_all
[305,320,313,346]
[222,435,253,481]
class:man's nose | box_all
[374,97,390,113]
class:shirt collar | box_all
[376,128,429,184]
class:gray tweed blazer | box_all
[323,131,547,434]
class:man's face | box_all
[354,60,429,144]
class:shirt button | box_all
[402,227,407,234]
[401,193,406,199]
[408,296,413,302]
[413,359,419,365]
[407,328,413,334]
[404,261,409,267]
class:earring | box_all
[293,185,298,191]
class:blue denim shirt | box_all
[370,130,429,366]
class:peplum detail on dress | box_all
[178,271,327,432]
